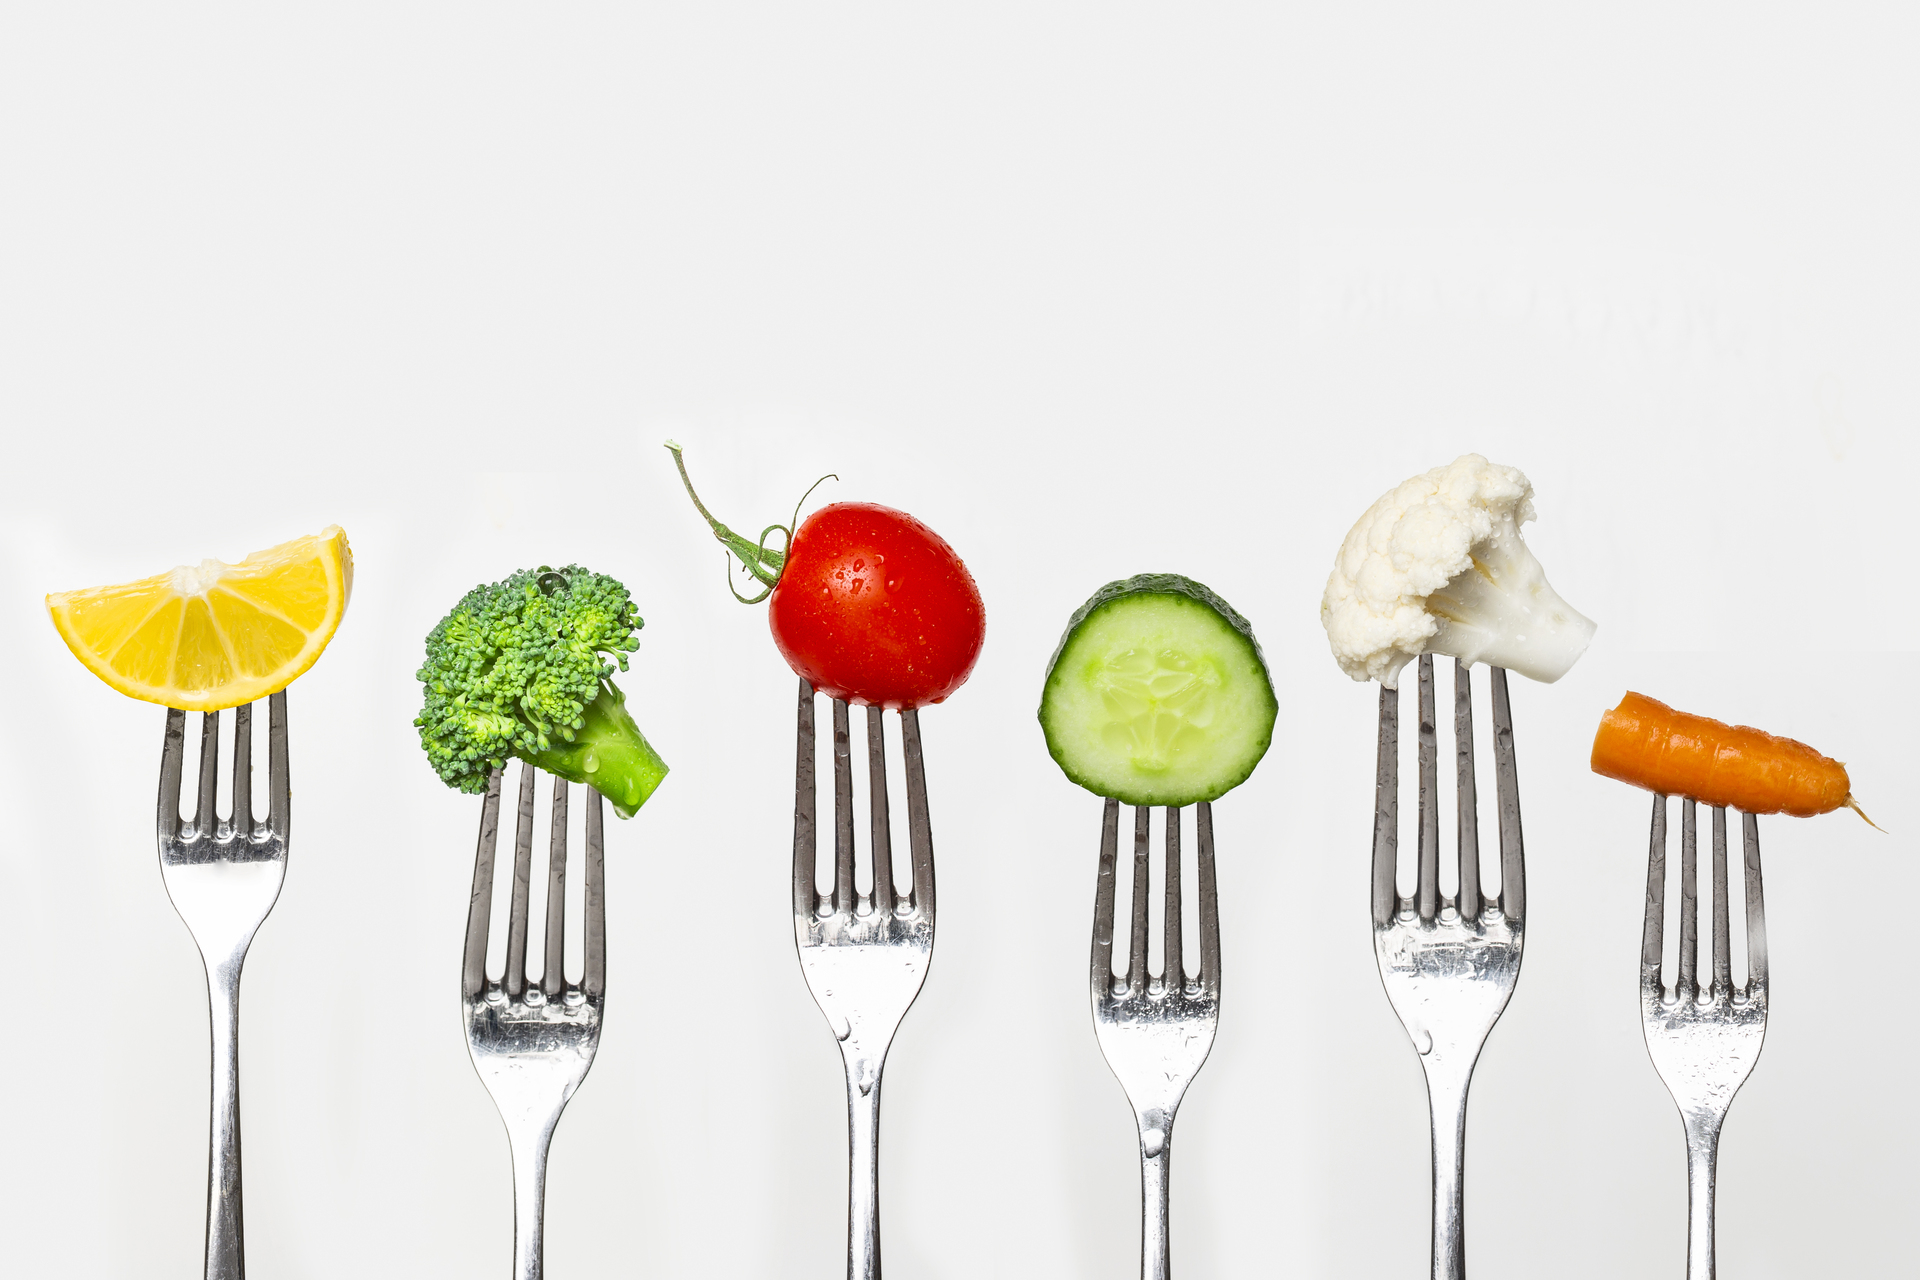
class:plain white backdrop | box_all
[2,5,1917,1278]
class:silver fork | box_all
[1371,654,1525,1280]
[1639,797,1768,1280]
[157,692,290,1280]
[462,762,608,1280]
[1090,799,1221,1280]
[792,677,936,1280]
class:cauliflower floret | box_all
[1321,454,1596,688]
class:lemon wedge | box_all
[47,526,353,711]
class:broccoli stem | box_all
[524,679,669,819]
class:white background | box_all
[2,5,1916,1278]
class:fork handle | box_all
[1682,1110,1724,1280]
[845,1064,884,1280]
[202,954,247,1280]
[1136,1110,1174,1280]
[1423,1067,1472,1280]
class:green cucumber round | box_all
[1039,573,1276,806]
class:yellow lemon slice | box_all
[47,526,353,711]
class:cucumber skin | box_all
[1039,573,1277,806]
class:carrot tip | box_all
[1844,796,1886,833]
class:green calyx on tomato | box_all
[666,440,835,604]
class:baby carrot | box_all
[1590,691,1871,822]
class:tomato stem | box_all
[664,441,836,606]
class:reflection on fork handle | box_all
[1136,1108,1174,1280]
[843,1054,885,1280]
[203,953,247,1280]
[1682,1110,1723,1280]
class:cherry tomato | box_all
[768,502,985,708]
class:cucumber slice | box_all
[1039,573,1276,806]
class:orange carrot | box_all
[1591,691,1870,821]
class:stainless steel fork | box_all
[1639,797,1768,1280]
[792,677,936,1280]
[1371,654,1525,1280]
[462,762,608,1280]
[157,692,290,1280]
[1090,799,1221,1280]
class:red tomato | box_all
[768,502,985,708]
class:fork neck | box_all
[1425,1074,1470,1280]
[202,959,247,1280]
[846,1070,884,1280]
[1138,1114,1173,1280]
[1681,1109,1724,1280]
[508,1115,561,1280]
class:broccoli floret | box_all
[415,565,668,818]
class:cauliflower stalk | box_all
[1321,454,1596,688]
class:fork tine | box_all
[1711,807,1733,996]
[1127,806,1151,996]
[1416,654,1439,920]
[462,768,505,1000]
[832,698,856,916]
[900,708,936,919]
[194,710,220,838]
[1489,667,1524,923]
[231,702,253,834]
[1453,659,1480,922]
[583,786,607,1000]
[158,708,187,841]
[266,690,290,841]
[1092,797,1121,998]
[1742,812,1767,992]
[794,678,819,922]
[1372,681,1399,927]
[1162,807,1183,989]
[543,777,569,999]
[1642,795,1667,980]
[503,762,538,999]
[866,706,895,912]
[1196,802,1220,997]
[1678,799,1699,1001]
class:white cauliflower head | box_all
[1320,454,1596,688]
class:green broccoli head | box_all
[415,566,668,817]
